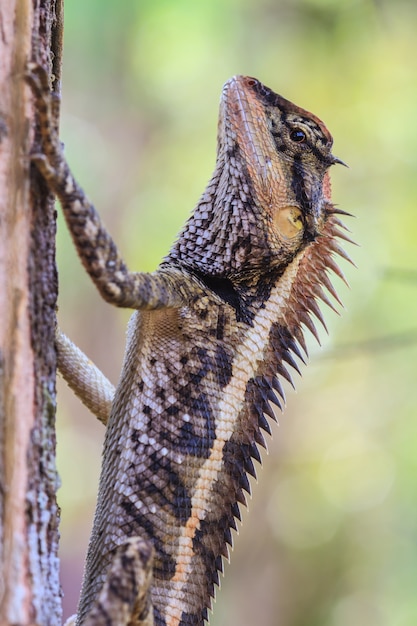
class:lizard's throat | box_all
[164,153,285,279]
[164,206,272,280]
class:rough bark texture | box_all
[0,0,63,623]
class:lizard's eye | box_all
[290,128,307,143]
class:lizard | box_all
[27,66,352,626]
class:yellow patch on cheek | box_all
[274,206,304,239]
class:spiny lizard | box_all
[28,67,352,626]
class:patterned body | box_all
[80,267,292,624]
[27,68,350,626]
[77,77,349,625]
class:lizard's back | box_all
[80,292,249,624]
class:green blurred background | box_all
[56,0,417,624]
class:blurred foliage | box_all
[56,0,417,624]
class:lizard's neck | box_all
[165,150,276,280]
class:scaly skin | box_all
[28,68,352,626]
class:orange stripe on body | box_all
[163,258,302,626]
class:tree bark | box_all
[0,0,63,623]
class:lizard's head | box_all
[166,76,348,285]
[218,76,345,251]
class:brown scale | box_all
[27,66,353,626]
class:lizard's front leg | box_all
[27,65,190,311]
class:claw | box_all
[25,63,45,95]
[25,63,50,89]
[25,64,55,115]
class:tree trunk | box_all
[0,0,63,623]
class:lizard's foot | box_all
[26,64,63,173]
[26,62,50,93]
[26,64,72,193]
